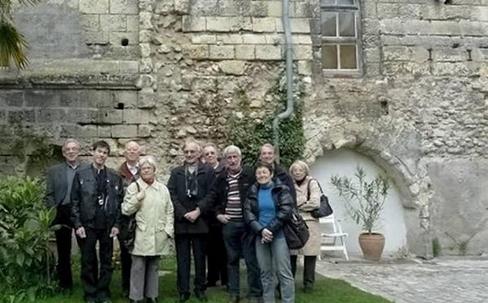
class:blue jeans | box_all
[255,235,295,303]
[222,221,262,298]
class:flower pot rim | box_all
[359,232,384,236]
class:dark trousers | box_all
[175,233,207,295]
[206,224,228,285]
[53,205,73,289]
[119,238,132,294]
[290,255,317,288]
[78,227,114,301]
[222,221,262,298]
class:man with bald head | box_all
[118,140,142,297]
[45,138,87,293]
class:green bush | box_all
[0,177,56,302]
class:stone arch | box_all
[305,133,434,258]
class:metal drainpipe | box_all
[272,0,295,163]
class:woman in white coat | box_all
[122,155,174,303]
[288,160,321,292]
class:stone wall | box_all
[1,0,488,256]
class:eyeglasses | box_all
[184,150,197,154]
[205,151,215,156]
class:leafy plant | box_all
[330,166,390,234]
[0,176,56,302]
[227,67,305,168]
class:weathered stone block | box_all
[297,60,312,76]
[80,15,100,32]
[217,34,242,44]
[98,109,123,124]
[127,15,139,31]
[109,31,138,46]
[138,89,156,109]
[293,45,312,60]
[140,11,153,30]
[209,45,235,59]
[192,34,217,44]
[138,124,153,137]
[252,17,276,32]
[112,125,138,138]
[235,45,255,60]
[61,124,97,138]
[0,91,23,107]
[250,1,268,17]
[100,14,127,31]
[110,0,138,14]
[123,109,156,124]
[37,109,65,123]
[8,110,35,124]
[80,0,109,14]
[242,33,266,44]
[98,125,112,137]
[219,60,246,75]
[186,45,209,59]
[84,31,109,45]
[255,45,281,60]
[113,91,138,108]
[65,109,99,124]
[24,90,60,107]
[206,17,252,32]
[182,16,206,32]
[268,1,282,17]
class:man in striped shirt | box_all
[202,145,263,303]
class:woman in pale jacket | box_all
[288,160,321,292]
[122,156,174,303]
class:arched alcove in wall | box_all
[310,149,410,255]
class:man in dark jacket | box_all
[167,139,215,302]
[259,143,296,203]
[45,138,86,293]
[71,140,124,303]
[117,140,142,297]
[202,145,263,303]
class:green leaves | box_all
[331,166,390,234]
[0,21,28,69]
[0,177,56,302]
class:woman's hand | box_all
[261,228,273,243]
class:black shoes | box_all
[179,293,190,302]
[195,291,208,302]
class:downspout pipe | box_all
[273,0,295,163]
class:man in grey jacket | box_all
[45,138,86,293]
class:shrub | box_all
[0,177,56,302]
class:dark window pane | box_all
[322,45,338,69]
[321,12,337,36]
[340,45,357,69]
[338,0,355,5]
[339,12,355,37]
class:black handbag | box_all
[307,179,333,218]
[283,207,310,249]
[119,182,140,250]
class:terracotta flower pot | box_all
[358,232,385,261]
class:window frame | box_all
[320,0,363,77]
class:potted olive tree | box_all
[330,166,390,261]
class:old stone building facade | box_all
[1,0,487,257]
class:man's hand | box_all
[216,214,230,224]
[76,226,86,239]
[110,227,119,238]
[184,207,201,223]
[261,228,273,243]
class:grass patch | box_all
[37,256,390,303]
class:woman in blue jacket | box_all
[244,162,295,303]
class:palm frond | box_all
[0,20,29,69]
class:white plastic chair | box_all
[319,214,349,261]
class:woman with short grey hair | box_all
[122,155,174,303]
[288,160,321,292]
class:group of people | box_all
[45,138,325,303]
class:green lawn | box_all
[40,257,391,303]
